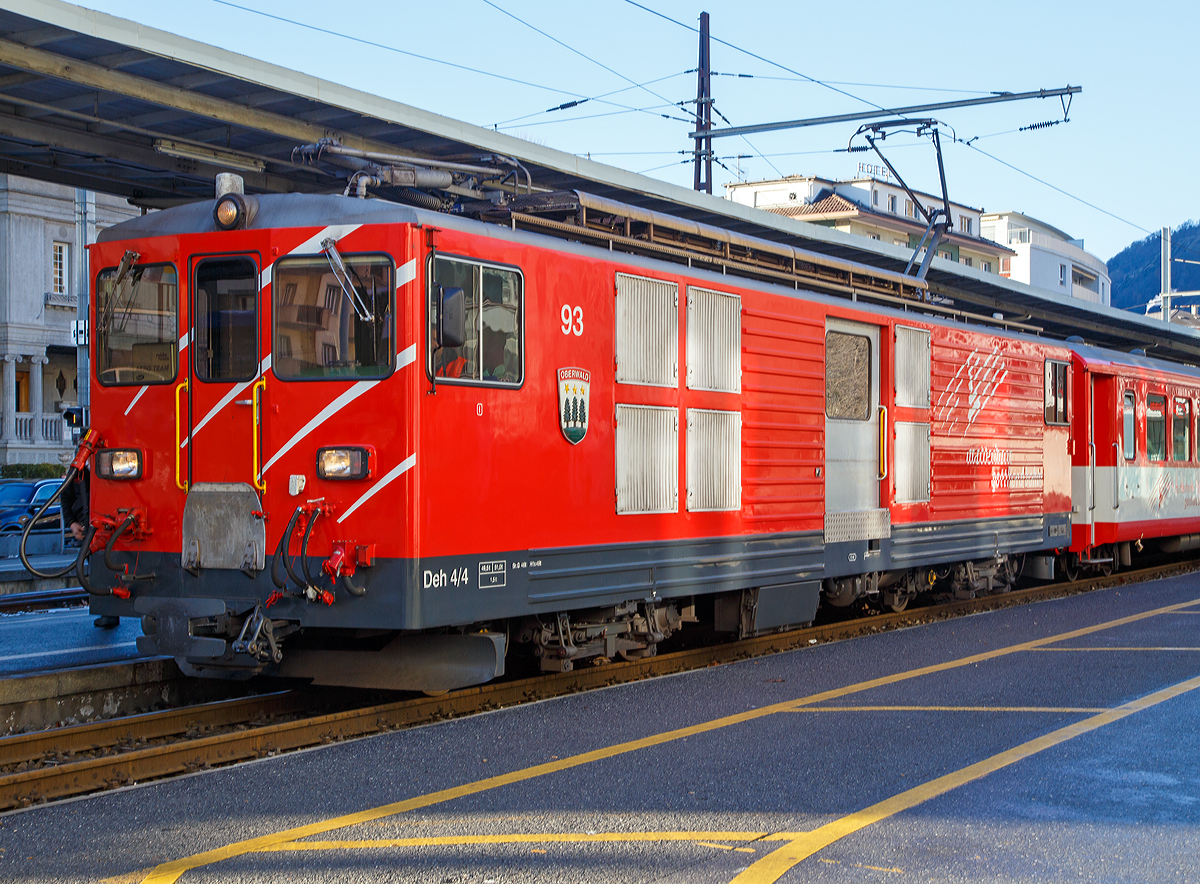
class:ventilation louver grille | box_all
[616,273,678,387]
[687,408,741,511]
[687,286,741,393]
[616,404,678,514]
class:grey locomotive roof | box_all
[96,193,421,242]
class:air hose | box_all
[299,507,322,589]
[18,430,100,581]
[270,506,303,590]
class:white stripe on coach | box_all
[337,454,416,524]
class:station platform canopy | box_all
[0,0,1192,361]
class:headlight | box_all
[96,449,143,480]
[212,192,258,231]
[316,447,369,480]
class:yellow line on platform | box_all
[730,671,1200,883]
[787,706,1108,713]
[138,597,1200,884]
[1032,647,1200,652]
[261,832,778,850]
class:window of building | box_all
[274,253,395,381]
[982,261,993,273]
[1147,394,1166,462]
[52,242,69,296]
[1123,392,1135,460]
[96,262,178,386]
[939,251,952,261]
[870,233,880,240]
[872,190,879,205]
[429,255,523,386]
[960,256,973,268]
[1001,257,1011,274]
[904,199,914,218]
[1174,398,1190,461]
[888,194,897,213]
[825,332,871,421]
[1059,264,1067,286]
[960,217,972,235]
[1044,360,1069,425]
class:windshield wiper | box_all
[321,238,373,321]
[98,249,141,337]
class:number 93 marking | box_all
[560,304,583,336]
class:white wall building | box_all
[980,211,1110,306]
[0,174,140,464]
[727,175,1012,272]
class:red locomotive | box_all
[52,178,1178,691]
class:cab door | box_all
[186,254,263,487]
[824,318,889,545]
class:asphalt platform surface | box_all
[4,574,1200,883]
[0,607,141,677]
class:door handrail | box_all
[252,376,267,493]
[877,405,888,482]
[1113,442,1120,510]
[1088,442,1096,512]
[175,380,189,493]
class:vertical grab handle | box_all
[1113,442,1120,510]
[1088,442,1096,512]
[878,405,888,481]
[252,377,267,493]
[175,380,189,493]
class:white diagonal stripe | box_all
[124,385,148,417]
[259,380,376,474]
[258,346,416,476]
[397,258,417,288]
[259,224,362,292]
[337,454,416,523]
[178,330,190,351]
[183,354,272,448]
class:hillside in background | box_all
[1109,221,1200,312]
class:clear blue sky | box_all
[81,0,1198,262]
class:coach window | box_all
[273,255,394,380]
[96,262,178,386]
[1123,392,1136,460]
[1174,398,1191,461]
[194,257,258,382]
[1044,360,1069,425]
[1147,394,1166,462]
[429,256,523,386]
[825,332,870,419]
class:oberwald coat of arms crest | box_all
[557,367,590,444]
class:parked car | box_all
[0,479,63,533]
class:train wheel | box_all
[1060,554,1081,582]
[887,596,909,613]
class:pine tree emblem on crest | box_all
[557,367,590,444]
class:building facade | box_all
[726,175,1013,273]
[0,174,140,464]
[980,211,1110,306]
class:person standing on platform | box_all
[60,464,116,629]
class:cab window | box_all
[1122,392,1135,460]
[1147,394,1166,462]
[429,255,523,386]
[1173,398,1190,461]
[273,255,394,380]
[96,262,178,386]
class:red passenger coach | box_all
[78,188,1076,691]
[1066,345,1200,578]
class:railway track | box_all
[3,558,1197,812]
